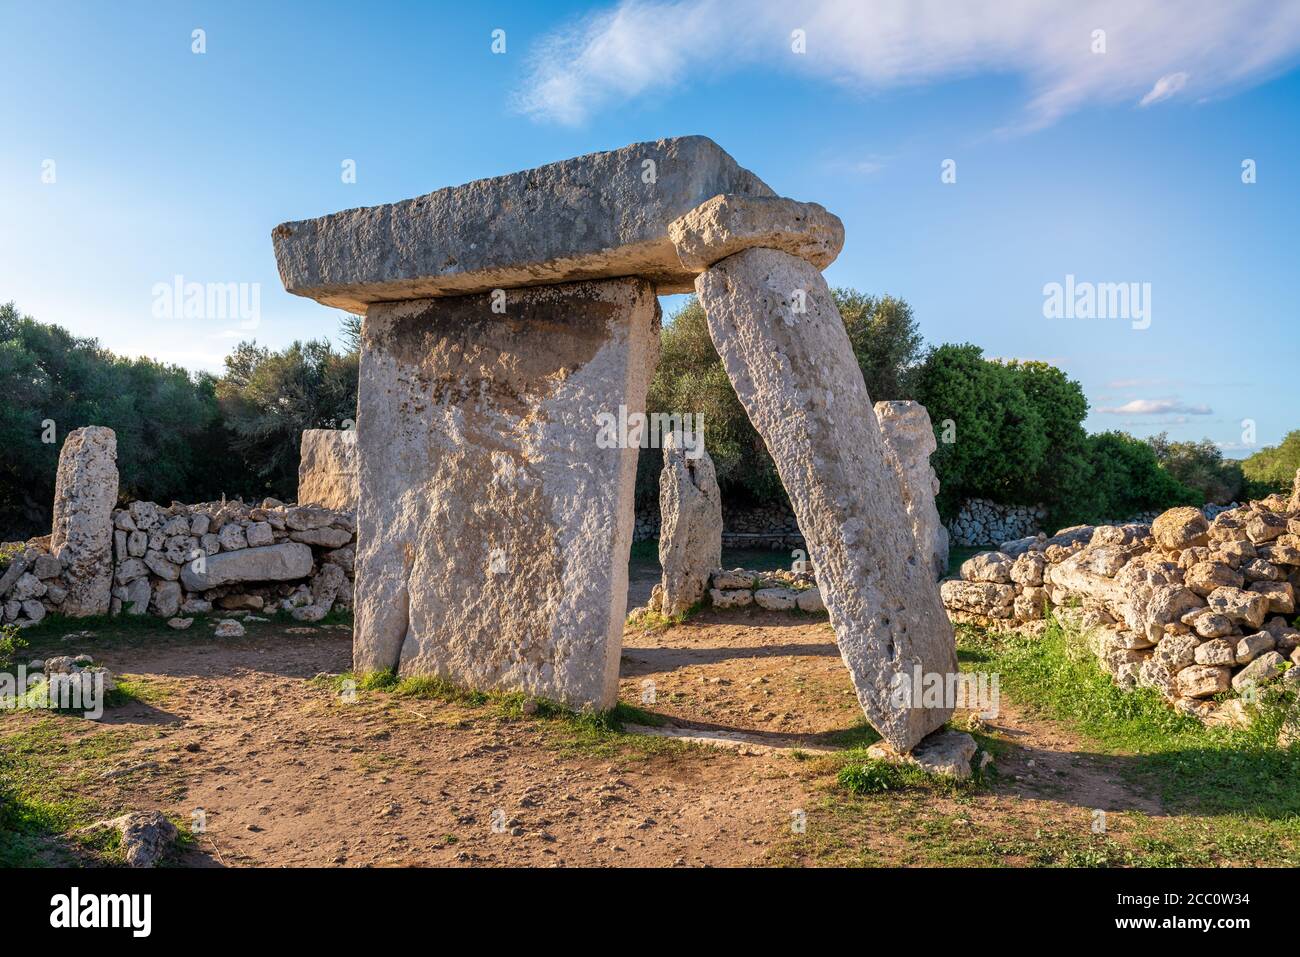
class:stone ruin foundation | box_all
[274,136,960,752]
[942,484,1300,728]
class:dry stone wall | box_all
[110,499,354,623]
[941,487,1300,726]
[1,426,356,630]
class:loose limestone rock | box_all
[353,278,658,711]
[961,552,1013,583]
[709,588,754,608]
[874,400,950,580]
[795,587,826,612]
[179,542,313,591]
[49,427,118,616]
[657,432,722,617]
[753,587,798,611]
[693,245,957,752]
[1176,664,1232,699]
[1152,506,1209,552]
[81,811,177,868]
[867,729,978,780]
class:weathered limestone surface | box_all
[667,194,843,272]
[353,278,659,710]
[298,428,358,511]
[875,400,950,580]
[179,542,314,591]
[273,137,773,313]
[49,426,118,616]
[693,247,958,751]
[657,432,722,617]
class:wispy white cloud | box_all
[1098,398,1213,415]
[514,0,1300,129]
[1139,71,1190,106]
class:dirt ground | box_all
[3,602,1192,867]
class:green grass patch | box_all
[0,717,149,866]
[958,616,1300,819]
[837,759,936,795]
[945,546,985,579]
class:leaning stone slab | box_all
[667,194,843,271]
[353,277,658,711]
[50,427,119,616]
[657,432,722,617]
[273,136,773,313]
[179,542,313,591]
[298,428,358,511]
[875,401,950,580]
[693,246,959,752]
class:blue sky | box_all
[1,0,1297,455]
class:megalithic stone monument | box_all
[273,136,959,749]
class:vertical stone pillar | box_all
[656,432,722,617]
[298,428,358,511]
[875,401,950,580]
[353,278,659,710]
[50,426,118,617]
[693,246,958,752]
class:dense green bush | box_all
[1079,432,1201,521]
[0,302,234,538]
[1242,430,1300,496]
[1145,433,1244,505]
[894,343,1203,527]
[1,294,1272,542]
[215,337,358,500]
[911,345,1051,514]
[639,291,924,509]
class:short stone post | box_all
[50,426,118,617]
[656,431,722,617]
[875,401,950,580]
[298,428,358,511]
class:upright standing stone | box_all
[1290,468,1300,512]
[50,426,118,616]
[692,247,958,751]
[874,401,950,580]
[657,432,722,617]
[353,278,659,710]
[298,428,358,511]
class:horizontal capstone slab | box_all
[273,136,773,313]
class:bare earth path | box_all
[0,606,1204,867]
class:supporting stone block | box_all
[50,426,118,617]
[693,247,958,751]
[353,278,659,710]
